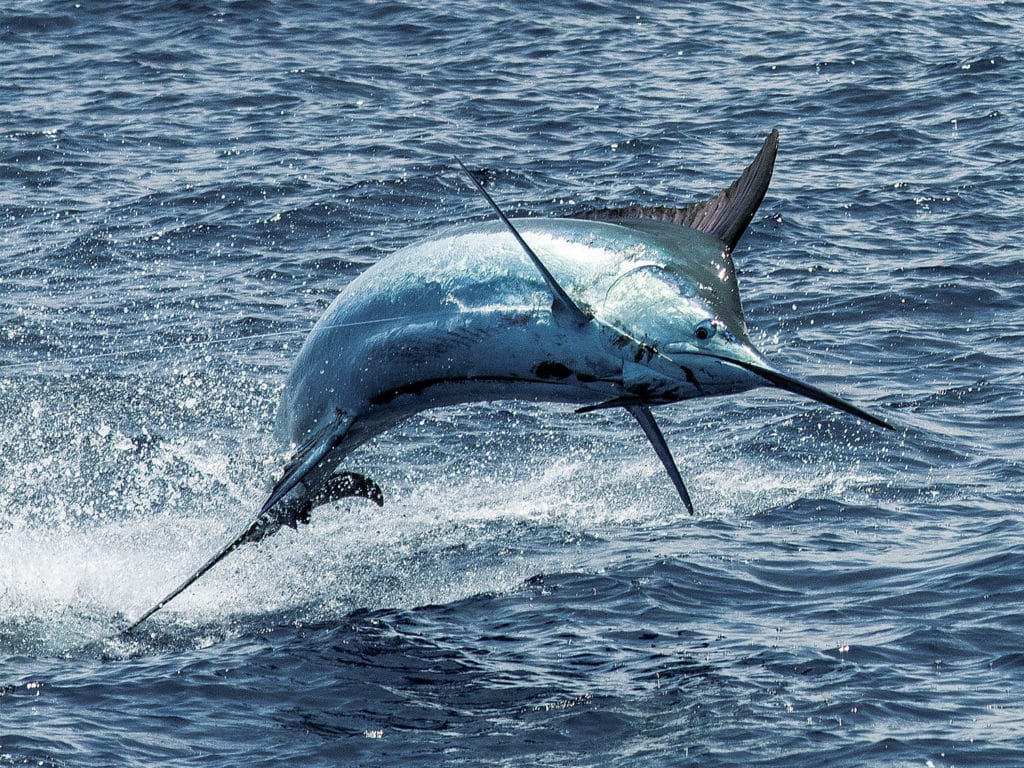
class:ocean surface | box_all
[2,1,1023,765]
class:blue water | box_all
[2,1,1023,765]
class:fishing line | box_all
[0,314,419,374]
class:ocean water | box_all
[2,0,1023,765]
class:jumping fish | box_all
[122,130,891,633]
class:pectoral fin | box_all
[625,405,694,515]
[455,157,591,326]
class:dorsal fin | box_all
[570,129,778,253]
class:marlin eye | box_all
[695,320,717,341]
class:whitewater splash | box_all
[1,384,887,657]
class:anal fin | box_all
[258,411,356,517]
[310,470,384,510]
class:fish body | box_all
[277,217,761,459]
[122,130,892,634]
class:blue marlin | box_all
[122,130,891,633]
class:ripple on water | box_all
[2,0,1024,765]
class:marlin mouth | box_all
[713,355,894,430]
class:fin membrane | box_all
[570,129,779,253]
[258,411,356,517]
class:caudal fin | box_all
[120,412,365,635]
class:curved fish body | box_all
[122,130,892,633]
[277,217,763,459]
